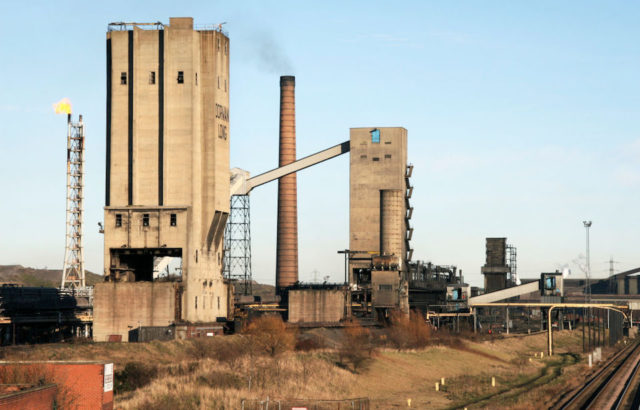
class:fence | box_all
[241,397,370,410]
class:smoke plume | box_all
[250,29,293,74]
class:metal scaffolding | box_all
[223,195,252,295]
[61,115,86,289]
[507,244,517,284]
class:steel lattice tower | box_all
[223,195,252,295]
[61,114,86,289]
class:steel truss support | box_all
[223,195,252,295]
[61,115,86,289]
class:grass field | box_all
[0,327,607,409]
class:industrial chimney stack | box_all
[276,76,298,293]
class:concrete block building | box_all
[94,17,231,341]
[349,127,411,318]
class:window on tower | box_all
[115,214,122,227]
[177,71,184,84]
[120,72,127,85]
[149,71,156,84]
[142,213,150,227]
[371,128,380,143]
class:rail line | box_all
[552,340,640,410]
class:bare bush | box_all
[138,391,201,410]
[295,335,325,351]
[386,310,431,349]
[211,338,250,371]
[114,362,159,393]
[244,315,296,357]
[433,327,464,349]
[196,370,243,389]
[186,337,216,360]
[339,324,373,373]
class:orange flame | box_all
[53,98,72,115]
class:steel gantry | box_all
[61,114,86,289]
[470,302,628,356]
[223,141,350,290]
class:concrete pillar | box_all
[506,307,509,335]
[276,76,298,292]
[473,309,477,333]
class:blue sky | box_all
[0,1,638,287]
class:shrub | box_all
[196,370,243,389]
[187,337,216,360]
[339,324,373,373]
[295,335,325,351]
[114,362,158,393]
[244,315,296,357]
[433,327,464,348]
[386,310,431,349]
[211,338,249,371]
[138,391,201,410]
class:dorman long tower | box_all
[94,17,232,341]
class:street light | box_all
[583,220,593,351]
[583,221,592,303]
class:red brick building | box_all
[0,384,57,410]
[0,361,114,409]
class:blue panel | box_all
[371,129,380,143]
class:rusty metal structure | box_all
[276,75,299,292]
[61,114,86,289]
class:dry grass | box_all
[0,329,599,409]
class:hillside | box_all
[0,265,103,288]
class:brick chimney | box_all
[276,75,298,293]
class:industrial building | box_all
[95,17,232,341]
[348,127,411,320]
[47,16,634,343]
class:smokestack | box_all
[276,75,298,293]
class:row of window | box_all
[120,71,228,90]
[360,154,392,161]
[114,213,177,227]
[195,295,220,310]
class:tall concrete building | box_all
[349,127,411,318]
[94,18,231,341]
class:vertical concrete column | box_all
[380,190,404,260]
[276,76,298,292]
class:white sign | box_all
[104,363,114,392]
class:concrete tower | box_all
[94,18,231,341]
[349,127,410,318]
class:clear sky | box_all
[0,1,638,287]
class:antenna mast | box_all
[61,114,86,288]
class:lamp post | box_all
[583,221,592,303]
[583,220,592,351]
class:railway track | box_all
[552,340,640,410]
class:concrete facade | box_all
[93,282,178,342]
[481,238,510,293]
[99,17,230,339]
[349,127,408,275]
[288,289,346,324]
[349,127,410,317]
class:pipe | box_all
[276,75,298,293]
